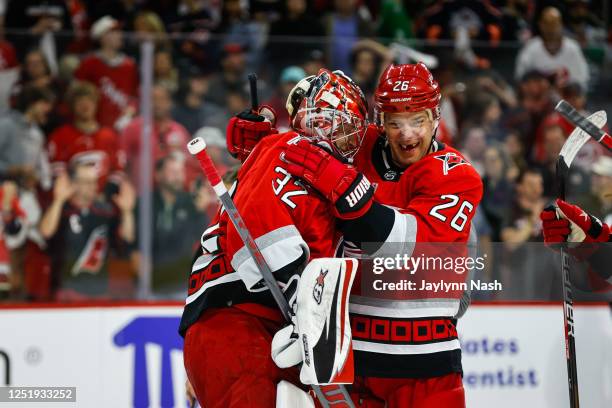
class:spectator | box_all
[500,167,558,299]
[126,10,171,58]
[47,81,125,194]
[267,0,324,70]
[481,145,514,242]
[377,0,414,43]
[74,16,139,130]
[349,39,392,103]
[0,86,53,191]
[499,0,532,42]
[164,1,217,75]
[0,38,19,113]
[172,69,228,135]
[265,66,306,131]
[205,43,249,107]
[324,0,375,73]
[472,71,518,110]
[533,120,589,199]
[501,168,545,248]
[193,126,235,175]
[461,92,504,142]
[224,89,251,120]
[0,181,27,298]
[40,163,135,300]
[578,156,612,224]
[4,0,73,65]
[459,127,487,176]
[504,71,554,161]
[214,0,266,70]
[121,83,197,191]
[419,0,502,44]
[515,7,589,91]
[133,154,208,297]
[154,48,179,94]
[302,49,326,76]
[10,49,65,133]
[503,130,526,180]
[566,0,606,47]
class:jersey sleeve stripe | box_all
[231,225,310,290]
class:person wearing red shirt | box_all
[121,83,198,191]
[48,81,124,192]
[74,16,138,130]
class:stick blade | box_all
[559,110,607,168]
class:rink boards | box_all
[0,302,610,408]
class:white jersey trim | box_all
[353,338,460,355]
[231,225,310,291]
[349,296,459,319]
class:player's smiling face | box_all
[384,111,435,168]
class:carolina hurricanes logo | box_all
[434,152,469,175]
[312,269,328,304]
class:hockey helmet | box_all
[374,62,441,125]
[289,69,368,160]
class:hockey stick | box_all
[248,73,259,110]
[187,137,355,408]
[555,100,612,152]
[550,109,607,408]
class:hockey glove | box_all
[281,139,374,220]
[226,106,277,162]
[541,199,610,259]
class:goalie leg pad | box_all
[299,257,357,385]
[271,258,357,385]
[276,380,315,408]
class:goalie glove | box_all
[540,199,610,259]
[280,139,374,220]
[271,258,357,385]
[226,105,277,162]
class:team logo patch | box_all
[434,152,469,175]
[312,269,328,304]
[383,170,398,181]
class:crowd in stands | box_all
[0,0,610,302]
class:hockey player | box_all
[229,63,482,407]
[179,69,370,408]
[541,199,611,285]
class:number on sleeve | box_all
[429,194,474,232]
[272,166,308,209]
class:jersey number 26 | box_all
[429,194,474,232]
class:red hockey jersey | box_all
[47,124,125,188]
[74,53,138,128]
[179,132,340,335]
[348,125,483,378]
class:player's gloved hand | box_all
[226,105,277,162]
[280,139,374,220]
[540,199,610,259]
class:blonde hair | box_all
[65,81,99,110]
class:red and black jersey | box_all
[47,124,125,188]
[47,200,120,296]
[179,132,340,336]
[74,53,138,128]
[346,125,483,378]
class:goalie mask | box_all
[288,69,368,160]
